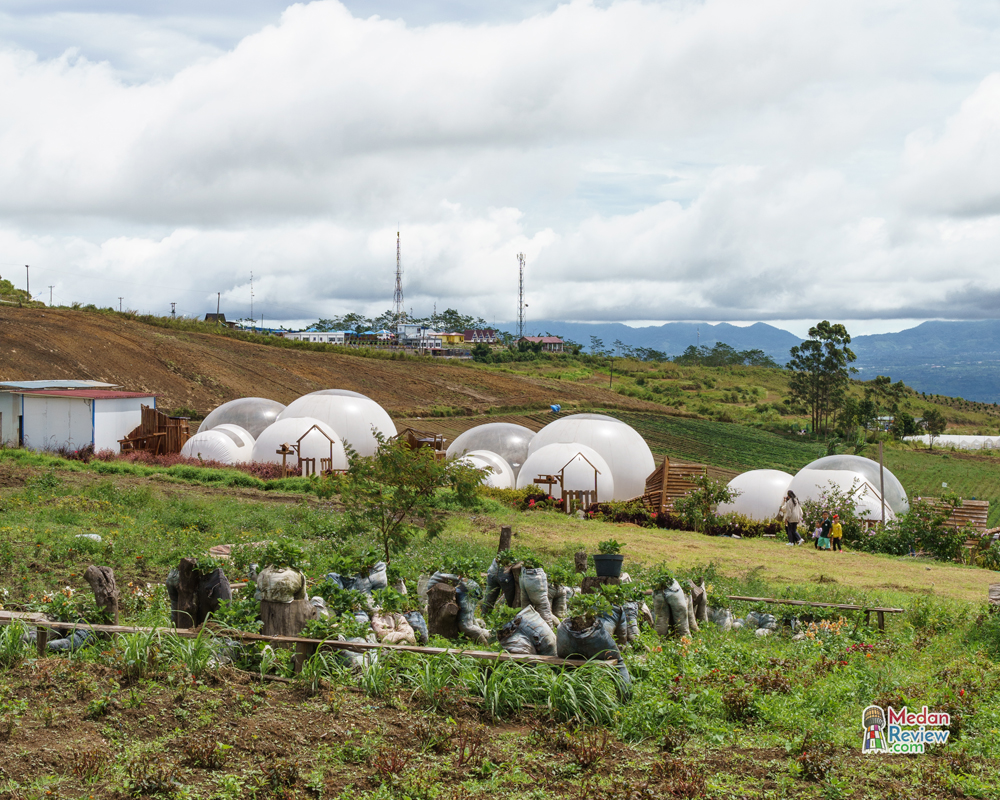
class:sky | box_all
[1,1,999,335]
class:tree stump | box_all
[83,565,120,625]
[581,576,620,595]
[172,558,201,629]
[498,525,513,553]
[427,582,460,640]
[574,551,588,573]
[509,565,523,608]
[260,599,316,638]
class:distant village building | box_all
[282,329,356,345]
[464,329,498,344]
[0,381,157,451]
[203,313,236,328]
[520,336,564,353]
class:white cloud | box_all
[1,0,1000,329]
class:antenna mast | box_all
[517,253,526,340]
[393,231,405,328]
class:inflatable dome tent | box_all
[716,470,795,521]
[277,389,396,458]
[516,442,615,503]
[251,417,349,472]
[787,469,895,522]
[796,455,908,515]
[199,397,286,439]
[528,413,654,501]
[446,422,534,478]
[180,424,254,465]
[456,450,516,489]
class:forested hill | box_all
[504,319,1000,404]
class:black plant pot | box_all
[593,553,624,578]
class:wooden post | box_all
[294,640,318,674]
[510,566,523,608]
[498,526,512,553]
[35,627,48,658]
[878,441,885,526]
[877,610,886,632]
[426,582,460,640]
[574,551,588,573]
[83,565,120,625]
[581,576,620,594]
[659,457,670,514]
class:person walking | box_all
[830,514,844,552]
[779,490,804,545]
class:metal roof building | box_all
[0,383,157,452]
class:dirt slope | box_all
[0,307,662,417]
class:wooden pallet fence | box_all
[119,405,191,455]
[726,595,904,631]
[641,457,708,513]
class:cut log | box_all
[574,551,588,573]
[581,576,620,595]
[196,568,232,625]
[260,599,316,638]
[498,525,513,553]
[427,582,460,640]
[83,565,120,625]
[510,565,523,608]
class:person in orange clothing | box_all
[830,513,844,552]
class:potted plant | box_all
[593,539,625,578]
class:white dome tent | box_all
[787,469,895,522]
[516,442,614,505]
[181,429,247,465]
[199,397,286,439]
[796,455,908,515]
[446,423,534,478]
[457,450,516,489]
[277,389,396,458]
[212,424,255,462]
[251,417,349,474]
[717,470,795,521]
[527,413,654,501]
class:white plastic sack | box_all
[256,566,307,603]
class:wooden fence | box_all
[119,405,191,455]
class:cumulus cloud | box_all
[1,0,1000,327]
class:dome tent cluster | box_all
[447,413,655,503]
[717,454,908,522]
[183,390,398,470]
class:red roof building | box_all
[520,336,564,352]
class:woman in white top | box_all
[779,490,804,545]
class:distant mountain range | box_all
[500,319,1000,404]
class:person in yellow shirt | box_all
[830,514,843,552]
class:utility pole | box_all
[118,297,123,313]
[25,265,29,300]
[250,272,254,326]
[216,292,220,319]
[517,253,526,341]
[392,231,404,330]
[170,302,176,319]
[48,286,53,306]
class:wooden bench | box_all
[726,595,904,631]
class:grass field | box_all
[2,456,1000,798]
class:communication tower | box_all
[517,253,526,340]
[393,231,405,329]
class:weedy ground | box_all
[2,452,1000,799]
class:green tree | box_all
[470,342,492,362]
[922,408,947,450]
[337,433,485,562]
[786,321,857,436]
[589,336,605,355]
[673,474,740,533]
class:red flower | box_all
[960,689,965,697]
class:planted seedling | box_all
[371,588,405,614]
[547,563,575,588]
[567,593,613,627]
[597,539,623,555]
[649,564,676,590]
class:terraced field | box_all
[613,412,826,473]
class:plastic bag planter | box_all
[623,601,641,641]
[652,581,690,638]
[325,562,388,597]
[556,617,631,691]
[371,612,417,645]
[256,566,307,603]
[599,607,628,646]
[707,607,734,631]
[519,567,554,626]
[548,585,574,620]
[404,610,429,644]
[497,606,557,656]
[428,572,490,644]
[482,558,515,614]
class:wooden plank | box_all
[0,611,601,667]
[726,595,903,613]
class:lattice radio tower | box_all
[393,231,405,328]
[517,253,526,340]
